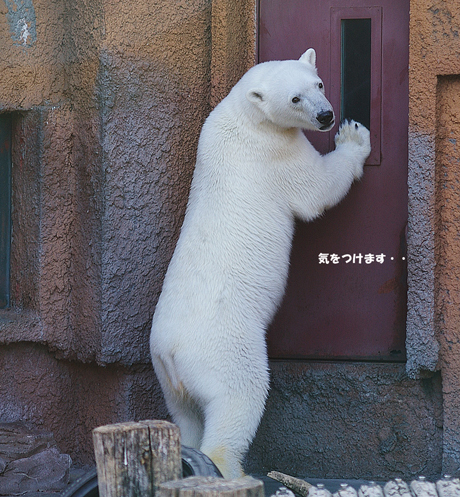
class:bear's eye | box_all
[318,82,324,89]
[292,96,300,104]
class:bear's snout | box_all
[316,110,334,130]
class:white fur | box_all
[150,48,371,478]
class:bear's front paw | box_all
[335,120,371,152]
[334,120,371,180]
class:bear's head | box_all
[245,48,335,132]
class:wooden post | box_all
[158,475,264,497]
[93,420,181,497]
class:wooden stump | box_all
[93,420,181,497]
[158,475,264,497]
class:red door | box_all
[260,0,409,360]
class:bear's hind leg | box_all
[199,387,267,479]
[153,355,205,448]
[169,392,205,449]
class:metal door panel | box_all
[259,0,409,360]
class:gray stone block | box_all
[0,448,71,495]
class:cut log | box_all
[358,482,384,497]
[309,483,333,497]
[93,420,181,497]
[410,477,438,497]
[383,479,411,497]
[158,475,264,497]
[334,483,358,497]
[267,471,313,497]
[436,477,460,497]
[271,487,296,497]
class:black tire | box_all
[62,467,98,497]
[181,446,223,478]
[62,446,222,497]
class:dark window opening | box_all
[0,115,12,309]
[340,18,372,130]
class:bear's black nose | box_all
[316,110,334,126]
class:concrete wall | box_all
[0,0,458,479]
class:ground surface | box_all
[9,470,389,497]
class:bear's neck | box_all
[221,89,299,138]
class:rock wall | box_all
[0,0,212,464]
[406,0,460,474]
[246,362,442,480]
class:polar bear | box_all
[150,48,371,479]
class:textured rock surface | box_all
[0,422,57,463]
[434,76,460,476]
[406,1,460,379]
[246,362,442,480]
[0,343,168,465]
[0,423,71,495]
[406,0,460,474]
[0,0,214,365]
[0,448,71,495]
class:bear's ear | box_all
[246,89,265,105]
[299,48,316,68]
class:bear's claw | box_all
[334,120,371,156]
